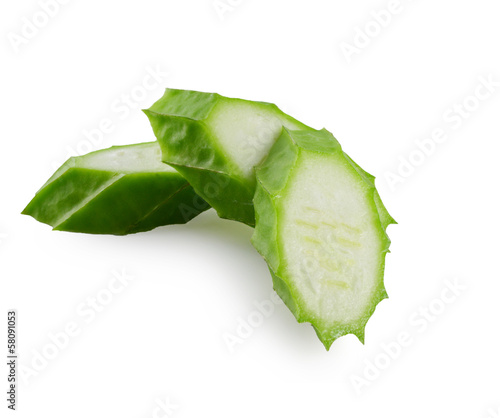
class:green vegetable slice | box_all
[144,88,311,226]
[251,128,394,350]
[23,142,209,235]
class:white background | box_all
[1,0,499,417]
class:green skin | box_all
[144,89,392,229]
[344,153,396,230]
[23,142,209,235]
[251,128,395,350]
[144,88,311,226]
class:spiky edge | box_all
[252,128,393,350]
[343,153,397,230]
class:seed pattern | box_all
[295,206,365,293]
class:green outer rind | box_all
[343,153,397,230]
[251,128,393,350]
[22,143,209,235]
[144,110,255,225]
[171,163,254,226]
[144,88,311,226]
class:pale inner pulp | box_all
[209,100,303,179]
[81,142,175,174]
[280,152,384,325]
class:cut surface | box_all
[278,151,386,328]
[145,89,313,225]
[209,99,303,179]
[23,142,209,235]
[80,142,175,174]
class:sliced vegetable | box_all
[251,128,394,349]
[23,88,396,350]
[23,142,209,235]
[144,88,311,226]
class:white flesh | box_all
[279,151,384,325]
[80,143,175,174]
[209,100,303,179]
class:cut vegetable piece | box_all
[144,88,312,226]
[145,88,391,230]
[22,142,209,235]
[251,128,393,350]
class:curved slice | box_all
[252,128,392,350]
[22,142,209,235]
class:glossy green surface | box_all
[23,142,209,235]
[144,88,311,226]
